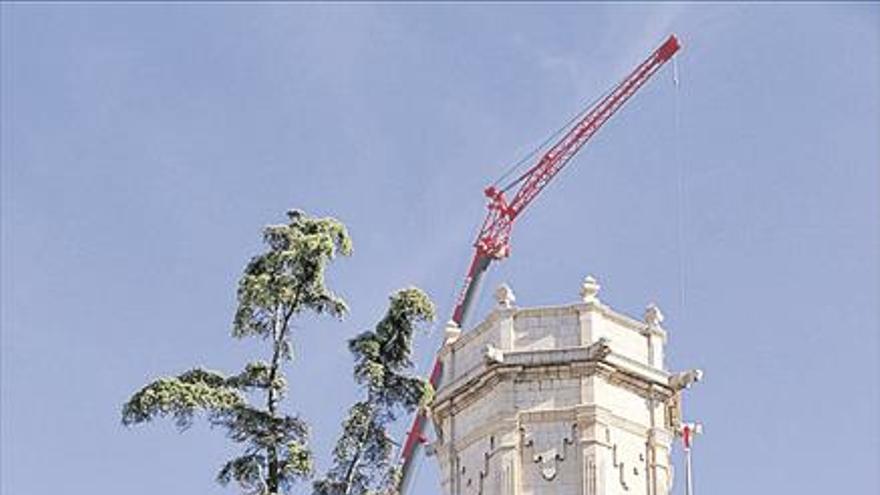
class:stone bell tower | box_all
[430,276,701,495]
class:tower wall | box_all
[431,278,694,495]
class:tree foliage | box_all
[313,288,436,495]
[123,209,352,495]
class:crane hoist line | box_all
[397,34,682,493]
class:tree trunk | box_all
[342,436,365,495]
[266,304,285,494]
[342,401,375,495]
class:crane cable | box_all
[415,44,687,495]
[673,52,699,495]
[673,53,688,333]
[491,75,621,193]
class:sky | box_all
[2,3,878,495]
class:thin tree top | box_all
[234,209,353,340]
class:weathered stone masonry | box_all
[430,276,701,495]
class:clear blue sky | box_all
[2,3,878,494]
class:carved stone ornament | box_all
[644,302,664,328]
[444,320,462,346]
[586,337,612,361]
[494,283,516,309]
[580,275,601,303]
[669,369,703,391]
[521,424,578,482]
[484,344,504,364]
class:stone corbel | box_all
[668,369,702,434]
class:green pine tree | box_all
[313,288,436,495]
[122,209,353,495]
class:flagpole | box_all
[681,422,701,495]
[684,446,693,495]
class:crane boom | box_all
[477,34,680,260]
[397,34,681,494]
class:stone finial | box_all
[644,302,664,328]
[580,275,601,303]
[443,320,462,346]
[494,283,516,309]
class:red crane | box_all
[398,34,681,493]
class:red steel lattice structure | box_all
[398,34,681,493]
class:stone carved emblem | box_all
[520,423,577,482]
[536,449,562,481]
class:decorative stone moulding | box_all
[431,275,701,495]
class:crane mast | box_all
[398,34,681,493]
